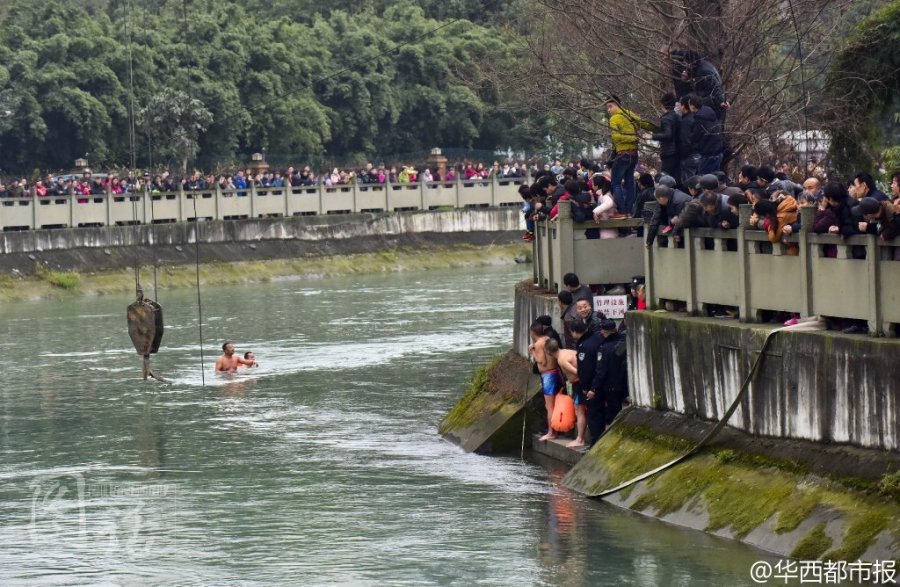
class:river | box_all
[0,265,772,585]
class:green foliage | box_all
[139,88,212,173]
[439,355,502,434]
[0,0,527,174]
[825,1,900,174]
[879,470,900,499]
[42,269,79,289]
[790,522,833,560]
[714,449,736,464]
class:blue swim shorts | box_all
[571,382,586,406]
[540,371,562,396]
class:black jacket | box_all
[647,189,692,245]
[692,106,723,156]
[595,332,628,398]
[633,186,656,219]
[678,112,698,157]
[693,60,726,119]
[832,196,861,237]
[575,332,604,395]
[652,110,681,159]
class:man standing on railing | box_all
[606,95,653,216]
[644,93,681,182]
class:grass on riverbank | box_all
[0,243,531,302]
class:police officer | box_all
[570,320,605,446]
[596,319,628,425]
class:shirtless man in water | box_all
[546,337,587,448]
[528,321,562,441]
[238,351,258,369]
[215,342,255,373]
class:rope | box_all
[150,192,159,302]
[585,317,826,498]
[192,195,206,388]
[520,370,534,459]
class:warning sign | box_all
[593,295,628,319]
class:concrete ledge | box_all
[530,434,586,466]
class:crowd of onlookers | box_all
[0,160,541,199]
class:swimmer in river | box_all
[215,341,256,373]
[239,351,258,369]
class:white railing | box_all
[0,177,527,231]
[645,205,900,336]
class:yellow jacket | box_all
[609,108,652,153]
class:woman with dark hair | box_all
[753,191,799,255]
[591,174,619,239]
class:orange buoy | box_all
[551,392,576,433]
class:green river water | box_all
[0,265,773,585]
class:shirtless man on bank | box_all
[546,337,587,448]
[215,341,255,373]
[528,321,562,441]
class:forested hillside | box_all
[0,0,530,173]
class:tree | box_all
[823,1,900,175]
[139,88,212,173]
[498,0,862,170]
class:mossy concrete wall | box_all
[563,408,899,561]
[628,311,900,451]
[0,208,522,274]
[440,352,544,454]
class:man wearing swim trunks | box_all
[529,321,563,441]
[546,337,587,449]
[215,341,255,373]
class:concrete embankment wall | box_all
[0,208,522,274]
[446,279,900,560]
[510,280,900,452]
[628,312,900,452]
[513,281,559,358]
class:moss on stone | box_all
[580,425,685,495]
[438,356,501,434]
[790,522,833,560]
[823,510,890,561]
[704,470,795,538]
[0,243,530,302]
[775,492,822,534]
[573,423,900,556]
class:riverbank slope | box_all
[0,240,530,302]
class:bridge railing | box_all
[532,199,645,293]
[645,205,900,336]
[0,177,527,231]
